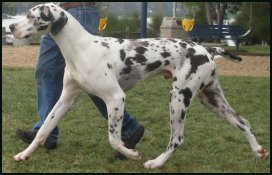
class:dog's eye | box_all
[27,13,35,19]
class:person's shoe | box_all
[114,125,145,160]
[15,129,57,150]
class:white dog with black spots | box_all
[10,3,268,169]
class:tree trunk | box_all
[205,2,227,25]
[205,2,213,25]
[217,3,227,25]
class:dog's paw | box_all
[256,147,269,159]
[13,152,30,162]
[143,159,163,169]
[128,149,142,160]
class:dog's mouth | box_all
[12,31,31,39]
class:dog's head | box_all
[9,3,68,39]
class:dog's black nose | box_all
[9,23,15,32]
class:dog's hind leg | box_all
[198,75,269,159]
[144,61,211,169]
[13,75,83,161]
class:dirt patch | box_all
[2,45,39,68]
[2,45,270,77]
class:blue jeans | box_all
[33,6,140,142]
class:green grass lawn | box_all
[2,67,270,173]
[223,45,270,54]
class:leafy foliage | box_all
[148,15,163,38]
[235,2,270,45]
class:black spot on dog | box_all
[186,53,210,79]
[179,88,192,107]
[178,135,183,142]
[39,5,44,11]
[211,69,216,76]
[181,110,186,120]
[187,48,196,54]
[32,7,36,11]
[40,11,51,21]
[114,108,119,111]
[178,110,186,123]
[188,42,197,46]
[118,38,124,44]
[173,77,177,81]
[160,52,171,58]
[102,42,109,49]
[60,11,65,16]
[124,57,134,66]
[171,106,174,115]
[206,47,217,54]
[120,49,126,61]
[107,63,113,69]
[237,125,245,132]
[109,128,115,134]
[134,54,147,65]
[164,60,170,66]
[37,25,49,31]
[121,66,132,74]
[199,82,206,90]
[140,41,149,47]
[238,118,245,125]
[145,61,162,72]
[173,142,178,149]
[179,42,187,49]
[135,46,147,54]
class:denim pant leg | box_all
[33,34,65,142]
[89,95,141,140]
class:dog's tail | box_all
[207,47,242,62]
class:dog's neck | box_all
[49,11,97,63]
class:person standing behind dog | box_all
[15,2,144,160]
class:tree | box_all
[183,2,207,25]
[183,2,241,25]
[205,2,241,25]
[2,2,16,16]
[235,2,270,45]
[104,12,140,32]
[148,15,163,37]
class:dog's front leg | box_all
[105,92,141,160]
[13,77,82,161]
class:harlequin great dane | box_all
[10,3,268,169]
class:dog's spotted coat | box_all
[10,3,268,169]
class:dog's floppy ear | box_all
[39,5,52,21]
[51,11,68,35]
